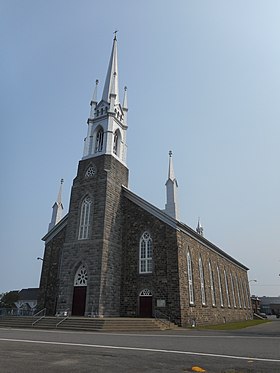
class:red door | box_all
[139,296,153,317]
[72,286,87,316]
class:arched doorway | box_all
[139,289,153,318]
[72,264,87,316]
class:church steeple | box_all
[196,217,204,236]
[83,34,128,165]
[48,179,64,231]
[165,151,179,220]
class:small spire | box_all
[196,217,204,236]
[165,151,179,220]
[92,79,99,103]
[102,36,119,103]
[48,179,64,232]
[122,86,128,110]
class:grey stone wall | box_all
[121,196,252,326]
[56,155,129,316]
[177,231,252,326]
[121,197,181,321]
[38,226,66,315]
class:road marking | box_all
[0,338,279,363]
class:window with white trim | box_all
[113,131,119,155]
[78,197,92,240]
[199,256,206,305]
[224,269,231,308]
[209,261,216,306]
[74,264,88,286]
[139,232,153,273]
[240,280,246,309]
[230,272,237,308]
[95,128,104,152]
[235,275,242,308]
[187,251,194,305]
[217,266,224,307]
[245,281,251,309]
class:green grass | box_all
[195,319,271,330]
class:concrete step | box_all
[0,316,177,331]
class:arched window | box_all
[235,275,242,308]
[139,232,152,273]
[187,251,194,305]
[217,266,224,307]
[113,131,119,155]
[78,197,92,240]
[199,256,206,305]
[230,272,237,308]
[240,280,246,309]
[74,264,88,286]
[224,269,231,308]
[209,261,216,306]
[95,128,104,152]
[245,281,251,309]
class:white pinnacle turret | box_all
[48,179,64,231]
[165,151,179,220]
[196,217,204,236]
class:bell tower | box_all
[83,34,128,165]
[56,35,129,317]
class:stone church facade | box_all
[38,36,252,326]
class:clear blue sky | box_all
[1,0,279,297]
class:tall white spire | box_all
[165,151,179,220]
[102,33,119,104]
[82,34,128,165]
[48,179,64,232]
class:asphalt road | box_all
[0,320,279,373]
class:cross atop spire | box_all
[102,36,119,103]
[168,150,176,182]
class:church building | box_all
[38,36,252,326]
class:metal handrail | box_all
[154,309,171,328]
[32,308,46,326]
[56,309,70,328]
[56,315,68,328]
[33,308,46,318]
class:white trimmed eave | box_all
[42,214,68,243]
[122,186,249,271]
[122,186,178,230]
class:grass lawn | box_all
[196,319,271,330]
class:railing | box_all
[154,310,171,328]
[56,309,70,328]
[32,308,46,326]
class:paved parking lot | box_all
[0,320,279,372]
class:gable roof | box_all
[18,288,39,301]
[122,186,249,271]
[42,214,68,243]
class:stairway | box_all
[0,316,177,331]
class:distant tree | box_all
[0,291,19,308]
